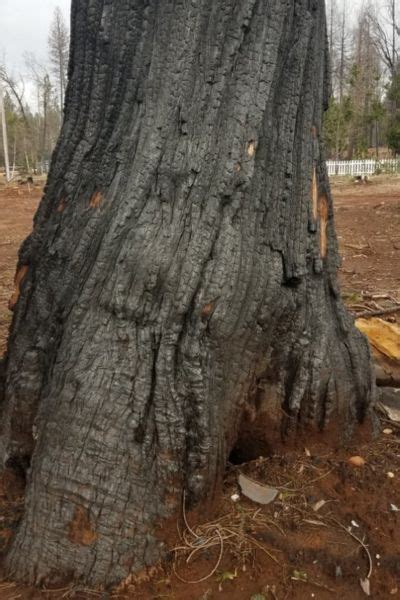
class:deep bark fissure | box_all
[0,0,375,587]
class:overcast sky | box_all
[0,0,387,78]
[1,0,70,75]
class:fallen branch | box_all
[330,518,373,580]
[173,497,280,584]
[353,306,400,319]
[345,243,370,251]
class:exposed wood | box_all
[0,85,11,182]
[8,265,29,311]
[89,191,102,209]
[319,194,329,258]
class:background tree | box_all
[325,0,352,159]
[0,9,69,177]
[48,6,69,112]
[387,70,400,152]
[324,0,389,159]
[0,0,374,586]
[369,0,399,80]
[0,64,33,172]
[347,7,384,158]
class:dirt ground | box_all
[0,178,399,600]
[0,185,41,352]
[335,177,400,322]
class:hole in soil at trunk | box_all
[5,454,31,483]
[228,420,273,465]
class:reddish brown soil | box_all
[335,176,400,321]
[0,186,41,353]
[0,180,400,600]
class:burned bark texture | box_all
[0,0,374,587]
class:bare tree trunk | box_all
[0,0,375,587]
[0,84,11,181]
[335,7,347,161]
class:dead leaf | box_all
[292,570,308,582]
[218,570,238,592]
[218,570,237,582]
[360,578,371,596]
[238,474,278,505]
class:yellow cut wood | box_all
[356,318,400,361]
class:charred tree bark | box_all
[0,0,374,587]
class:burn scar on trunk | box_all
[57,199,66,213]
[8,265,29,311]
[312,166,318,222]
[247,141,256,158]
[319,194,329,259]
[68,506,97,546]
[89,191,103,209]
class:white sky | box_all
[1,0,70,75]
[0,0,388,80]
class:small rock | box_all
[335,565,343,579]
[348,456,366,467]
[387,472,395,479]
[383,428,394,435]
[230,493,240,503]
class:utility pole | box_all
[0,84,11,182]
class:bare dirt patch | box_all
[334,176,400,319]
[0,186,41,354]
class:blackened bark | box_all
[0,0,374,587]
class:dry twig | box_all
[172,494,280,584]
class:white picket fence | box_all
[326,158,400,177]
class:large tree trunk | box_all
[0,0,374,587]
